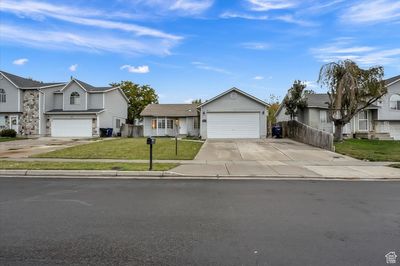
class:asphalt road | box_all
[1,178,399,266]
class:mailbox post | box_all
[146,137,156,170]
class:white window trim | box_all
[357,111,369,132]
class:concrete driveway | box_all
[171,139,400,178]
[0,138,94,158]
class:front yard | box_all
[33,138,203,160]
[0,137,25,142]
[0,161,177,171]
[335,139,400,162]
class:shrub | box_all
[0,129,17,138]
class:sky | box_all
[1,0,400,103]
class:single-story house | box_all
[200,88,268,139]
[141,88,268,139]
[275,74,400,140]
[0,70,128,137]
[141,104,200,137]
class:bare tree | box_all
[318,60,386,141]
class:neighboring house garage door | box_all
[207,112,260,138]
[390,122,400,140]
[51,119,92,137]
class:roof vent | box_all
[230,92,237,99]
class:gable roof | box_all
[199,87,268,108]
[0,70,63,88]
[61,78,114,92]
[140,104,199,117]
[385,74,400,86]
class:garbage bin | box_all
[99,128,108,137]
[272,125,282,138]
[106,128,113,137]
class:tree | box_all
[318,60,386,141]
[283,80,308,120]
[192,99,202,104]
[266,94,280,136]
[111,81,158,124]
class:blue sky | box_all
[1,0,400,103]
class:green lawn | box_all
[335,139,400,162]
[33,138,203,160]
[0,161,177,171]
[0,137,25,142]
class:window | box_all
[193,117,200,129]
[0,116,5,129]
[389,94,400,110]
[116,119,121,129]
[0,89,6,103]
[151,119,157,129]
[70,92,80,105]
[167,119,174,129]
[158,119,165,129]
[358,110,368,131]
[319,110,328,123]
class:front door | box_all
[179,118,187,135]
[9,116,18,133]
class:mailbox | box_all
[147,137,156,145]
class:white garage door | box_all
[207,112,260,139]
[390,122,400,140]
[51,119,92,137]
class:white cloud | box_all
[253,76,264,80]
[0,0,181,41]
[1,24,177,56]
[12,58,28,65]
[274,14,316,26]
[69,64,78,72]
[132,0,213,15]
[220,11,268,20]
[246,0,297,11]
[241,42,271,50]
[120,64,150,73]
[191,62,231,74]
[311,38,400,66]
[170,0,213,14]
[341,0,400,24]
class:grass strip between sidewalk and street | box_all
[0,161,178,171]
[0,137,26,142]
[33,138,203,160]
[389,164,400,169]
[335,139,400,162]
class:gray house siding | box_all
[377,81,400,121]
[53,94,63,109]
[88,93,104,109]
[98,89,128,135]
[62,82,87,111]
[42,85,64,111]
[200,91,267,139]
[0,74,20,112]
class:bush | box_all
[0,129,17,138]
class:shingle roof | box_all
[74,79,112,92]
[46,109,104,114]
[0,70,63,88]
[385,74,400,85]
[305,93,378,109]
[140,104,199,117]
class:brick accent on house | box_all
[20,91,40,135]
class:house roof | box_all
[199,87,268,108]
[46,109,105,114]
[140,104,199,117]
[385,74,400,86]
[74,79,113,92]
[0,70,64,88]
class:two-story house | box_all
[275,74,400,140]
[0,70,128,137]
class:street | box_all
[1,177,399,265]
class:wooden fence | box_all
[120,124,143,137]
[278,120,334,151]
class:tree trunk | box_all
[334,122,344,142]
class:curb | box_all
[0,170,399,181]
